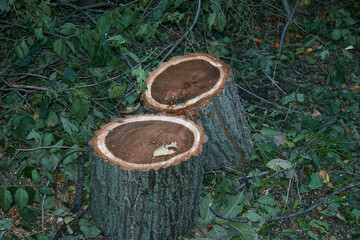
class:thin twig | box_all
[7,146,88,166]
[0,20,70,39]
[235,83,302,114]
[8,84,52,91]
[159,0,201,63]
[279,0,300,54]
[234,171,269,181]
[209,182,360,223]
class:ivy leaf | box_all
[53,39,68,62]
[14,188,29,211]
[79,219,101,237]
[0,188,12,212]
[223,190,244,217]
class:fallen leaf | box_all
[318,170,330,183]
[266,159,292,171]
[312,109,321,116]
[153,142,177,158]
[254,38,264,44]
[336,212,347,222]
[272,131,287,147]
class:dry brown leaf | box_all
[153,142,177,158]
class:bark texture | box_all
[142,53,253,171]
[192,77,253,171]
[88,115,206,239]
[89,152,204,240]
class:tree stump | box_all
[89,114,206,240]
[143,53,253,171]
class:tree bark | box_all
[143,53,253,171]
[89,115,206,240]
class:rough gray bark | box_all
[89,151,204,240]
[143,53,253,171]
[191,78,253,171]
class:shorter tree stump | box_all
[143,53,253,171]
[89,114,206,240]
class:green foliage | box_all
[0,0,359,239]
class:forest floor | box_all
[0,0,359,239]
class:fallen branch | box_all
[279,0,300,53]
[210,182,360,223]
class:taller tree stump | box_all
[143,53,253,171]
[89,114,206,240]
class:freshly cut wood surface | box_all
[143,53,253,171]
[89,114,206,240]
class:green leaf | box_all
[60,23,76,36]
[107,34,126,43]
[215,13,226,32]
[0,218,12,231]
[72,90,90,122]
[79,219,101,237]
[39,2,51,15]
[281,93,296,105]
[223,190,244,217]
[38,185,53,196]
[0,188,12,212]
[20,40,29,57]
[61,117,73,136]
[14,188,29,210]
[31,169,42,185]
[257,195,276,206]
[244,212,261,222]
[64,67,77,83]
[42,133,54,146]
[352,209,360,220]
[108,82,126,99]
[260,127,279,136]
[53,39,67,62]
[308,173,322,190]
[199,194,215,225]
[208,12,217,31]
[209,224,228,239]
[296,93,305,103]
[229,222,258,240]
[266,159,292,171]
[44,195,55,209]
[331,29,342,40]
[27,129,40,140]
